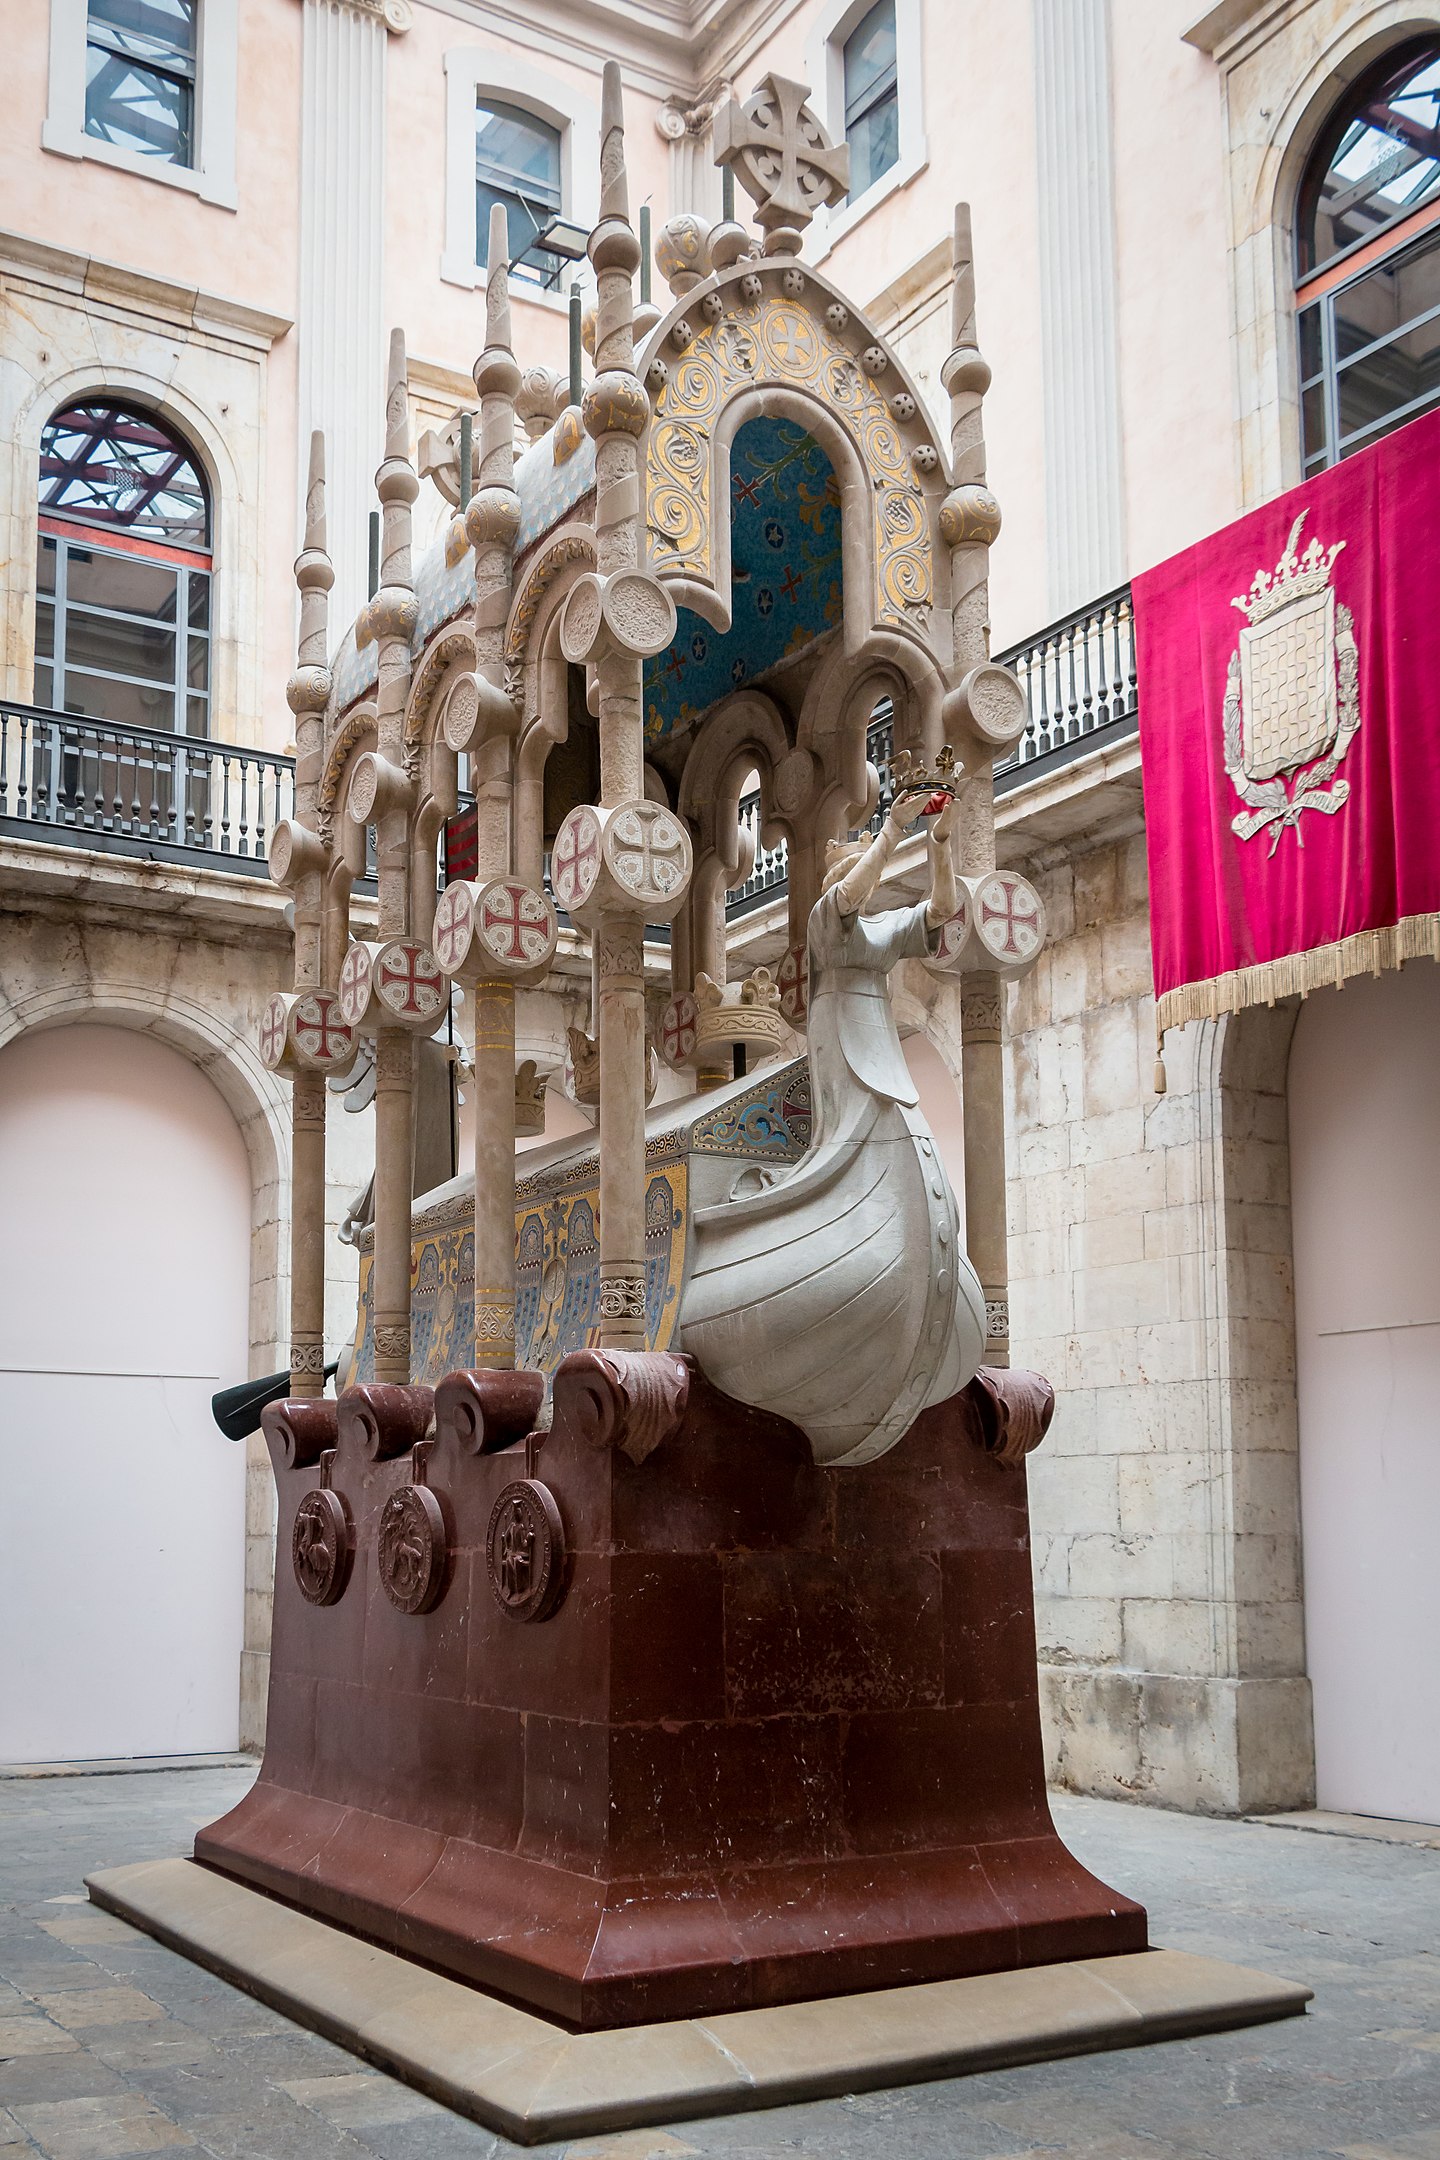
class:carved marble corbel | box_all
[963,1367,1055,1467]
[434,1368,545,1456]
[553,1349,691,1467]
[336,1382,435,1462]
[558,569,677,671]
[260,1397,339,1473]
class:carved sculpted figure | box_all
[682,788,986,1464]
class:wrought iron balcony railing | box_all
[728,583,1138,917]
[0,701,294,876]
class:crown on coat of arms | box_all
[1231,511,1345,626]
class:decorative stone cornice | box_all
[302,0,411,33]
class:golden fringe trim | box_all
[1156,910,1440,1043]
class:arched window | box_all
[475,99,563,286]
[842,0,899,200]
[1295,38,1440,474]
[35,400,212,736]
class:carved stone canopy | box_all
[713,74,849,248]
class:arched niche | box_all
[643,267,946,652]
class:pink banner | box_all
[1134,407,1440,1036]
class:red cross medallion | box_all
[660,992,697,1068]
[479,883,553,968]
[292,993,353,1067]
[337,942,374,1028]
[376,943,444,1020]
[976,873,1043,963]
[778,944,809,1025]
[432,882,474,975]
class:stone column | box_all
[942,204,1014,1367]
[588,65,657,1353]
[297,0,408,632]
[283,431,336,1397]
[366,330,419,1384]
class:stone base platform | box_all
[88,1857,1310,2145]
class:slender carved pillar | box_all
[592,91,649,1350]
[941,205,1015,1366]
[365,331,419,1383]
[468,207,522,1368]
[283,433,336,1397]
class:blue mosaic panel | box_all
[643,417,842,744]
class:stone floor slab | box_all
[86,1858,1310,2147]
[9,2091,192,2158]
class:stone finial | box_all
[654,213,713,298]
[290,431,334,682]
[475,202,521,495]
[383,325,410,463]
[516,365,562,440]
[713,75,848,255]
[599,59,628,224]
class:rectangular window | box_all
[84,0,198,170]
[475,99,564,287]
[1299,223,1440,469]
[38,532,210,737]
[843,0,899,202]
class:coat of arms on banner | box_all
[1223,511,1360,851]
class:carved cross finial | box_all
[713,74,848,252]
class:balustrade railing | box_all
[993,584,1137,789]
[725,586,1136,917]
[0,701,294,874]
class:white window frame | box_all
[806,0,926,259]
[441,48,599,308]
[42,0,238,210]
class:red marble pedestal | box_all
[198,1357,1145,2030]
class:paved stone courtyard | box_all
[0,1766,1436,2160]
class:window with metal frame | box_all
[35,401,212,739]
[1295,39,1440,473]
[475,98,564,287]
[84,0,199,169]
[842,0,899,203]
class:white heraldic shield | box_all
[1223,511,1360,850]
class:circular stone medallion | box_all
[475,880,558,973]
[378,1483,449,1615]
[291,992,355,1070]
[604,802,690,906]
[292,1488,354,1607]
[932,898,974,972]
[777,943,809,1025]
[973,871,1045,969]
[551,806,602,913]
[486,1479,566,1623]
[659,990,697,1069]
[432,880,475,974]
[337,941,374,1028]
[375,942,446,1024]
[258,992,290,1071]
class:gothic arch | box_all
[642,266,946,652]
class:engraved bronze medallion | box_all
[377,1483,449,1616]
[292,1488,354,1607]
[486,1479,566,1623]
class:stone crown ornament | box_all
[890,743,963,802]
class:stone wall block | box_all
[1066,1209,1145,1272]
[1071,1102,1146,1167]
[1066,1531,1173,1601]
[1048,936,1102,1023]
[1234,1598,1306,1679]
[1011,1266,1074,1339]
[1026,1163,1085,1231]
[1075,1256,1172,1333]
[1085,1150,1166,1218]
[1135,1318,1207,1384]
[1094,1381,1168,1455]
[1099,914,1153,1001]
[1120,1597,1219,1677]
[1142,1201,1202,1260]
[1081,998,1141,1115]
[1015,1124,1070,1179]
[1039,1665,1143,1798]
[1034,1593,1122,1666]
[1028,1454,1119,1537]
[1235,1676,1315,1813]
[1073,847,1120,930]
[1117,1451,1213,1540]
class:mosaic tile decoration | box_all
[329,422,597,717]
[643,417,842,744]
[350,1058,812,1386]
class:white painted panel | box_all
[1290,965,1440,1824]
[0,1025,249,1761]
